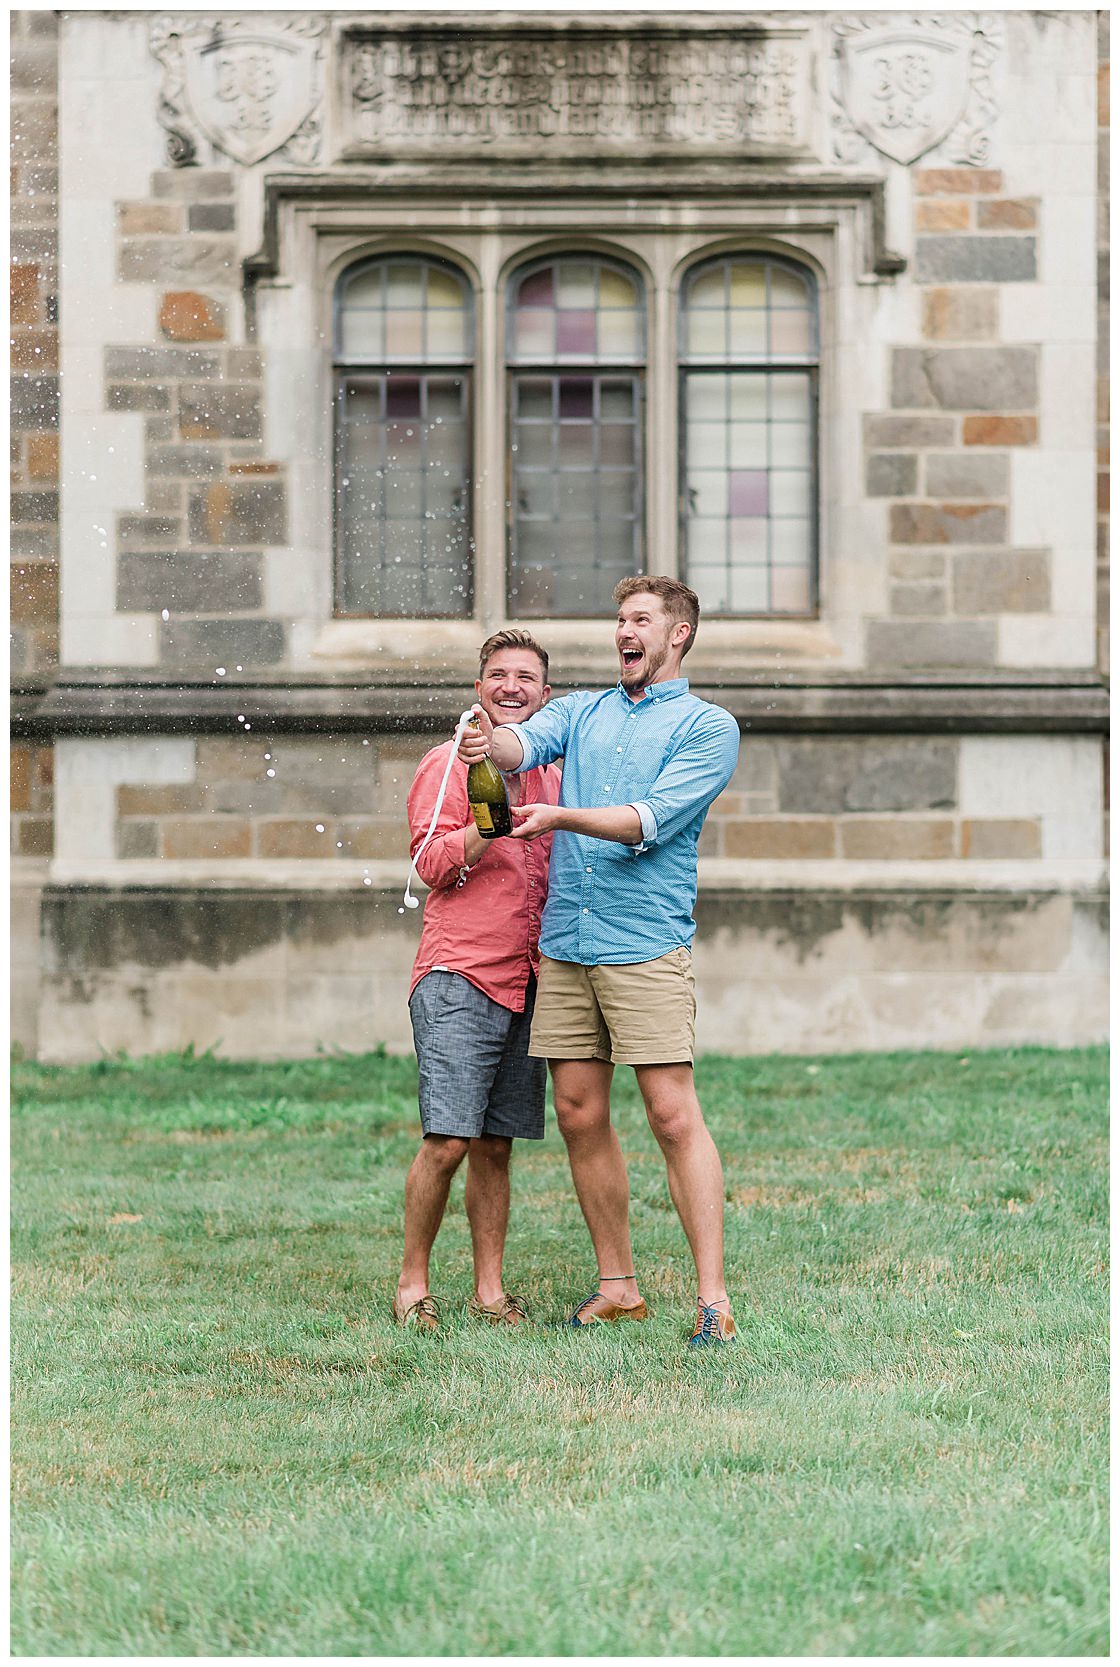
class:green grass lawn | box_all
[10,1045,1108,1656]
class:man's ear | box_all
[541,683,552,704]
[474,678,483,698]
[672,621,692,649]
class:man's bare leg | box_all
[635,1062,729,1310]
[550,1058,641,1309]
[464,1134,512,1307]
[396,1134,469,1310]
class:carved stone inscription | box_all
[344,32,810,155]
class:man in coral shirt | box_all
[393,630,561,1332]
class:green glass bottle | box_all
[466,719,513,839]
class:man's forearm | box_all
[554,804,643,845]
[489,725,527,772]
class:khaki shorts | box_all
[529,948,696,1066]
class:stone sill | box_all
[13,671,1110,738]
[45,858,1109,899]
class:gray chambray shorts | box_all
[409,970,546,1141]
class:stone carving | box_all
[342,29,811,156]
[151,16,325,168]
[831,13,1002,167]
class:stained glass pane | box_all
[600,424,634,466]
[770,471,812,517]
[385,379,422,419]
[386,266,423,306]
[770,567,811,611]
[689,564,730,611]
[599,267,637,307]
[513,425,552,468]
[729,310,767,355]
[769,266,810,307]
[557,263,596,307]
[557,310,597,356]
[688,311,726,357]
[559,380,594,419]
[729,424,768,467]
[729,471,769,517]
[426,269,464,310]
[519,268,554,307]
[770,518,811,564]
[730,265,766,307]
[689,268,725,307]
[341,310,383,358]
[599,310,640,358]
[770,311,812,356]
[557,424,594,466]
[427,309,467,359]
[770,373,811,419]
[516,310,555,359]
[517,380,553,419]
[771,421,811,468]
[687,421,727,470]
[687,376,727,420]
[344,269,383,307]
[385,311,423,359]
[729,375,767,419]
[730,518,768,563]
[600,382,635,419]
[689,473,727,517]
[730,567,771,612]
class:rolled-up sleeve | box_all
[407,748,472,890]
[629,711,740,850]
[512,694,577,773]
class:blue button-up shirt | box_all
[513,678,740,965]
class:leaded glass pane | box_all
[509,257,645,366]
[680,256,817,615]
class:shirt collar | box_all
[615,676,690,705]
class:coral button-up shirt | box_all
[408,739,562,1013]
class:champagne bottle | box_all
[466,719,513,839]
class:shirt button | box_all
[583,908,590,914]
[616,747,622,753]
[586,866,592,873]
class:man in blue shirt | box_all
[458,577,741,1349]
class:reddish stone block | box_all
[10,263,39,324]
[890,503,1006,545]
[161,819,251,859]
[976,199,1038,230]
[916,200,971,231]
[10,561,58,622]
[26,433,58,479]
[962,416,1038,446]
[10,329,57,371]
[915,168,1002,195]
[11,747,32,813]
[159,290,226,342]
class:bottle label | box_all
[472,803,495,833]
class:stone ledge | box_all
[45,857,1109,899]
[13,672,1110,738]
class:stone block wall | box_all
[862,166,1057,673]
[80,729,1102,870]
[10,9,60,684]
[109,167,290,670]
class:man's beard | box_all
[620,636,669,691]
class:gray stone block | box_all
[146,446,225,479]
[10,527,58,557]
[866,620,998,669]
[11,373,58,428]
[890,582,946,616]
[106,383,172,412]
[117,515,183,548]
[151,169,236,200]
[188,480,287,547]
[925,453,1010,498]
[888,549,946,580]
[774,738,959,814]
[105,347,221,380]
[915,236,1037,284]
[118,821,159,859]
[224,349,265,379]
[951,549,1051,614]
[179,383,262,441]
[11,489,58,523]
[863,414,956,448]
[160,618,286,668]
[891,348,1038,412]
[891,504,1006,544]
[117,552,263,613]
[188,202,236,232]
[118,238,237,288]
[866,453,918,497]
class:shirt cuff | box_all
[628,800,658,853]
[496,724,528,771]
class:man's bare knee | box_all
[469,1134,512,1168]
[422,1134,470,1172]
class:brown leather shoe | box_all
[391,1294,440,1331]
[568,1290,648,1327]
[468,1293,531,1326]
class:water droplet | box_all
[266,768,276,778]
[216,667,226,677]
[161,609,169,621]
[315,824,325,833]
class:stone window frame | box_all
[262,197,845,677]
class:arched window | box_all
[507,255,645,617]
[334,256,473,617]
[679,255,818,615]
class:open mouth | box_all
[620,648,643,668]
[495,698,527,709]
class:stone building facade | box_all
[10,9,1109,1060]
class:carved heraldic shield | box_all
[839,29,973,165]
[182,32,318,166]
